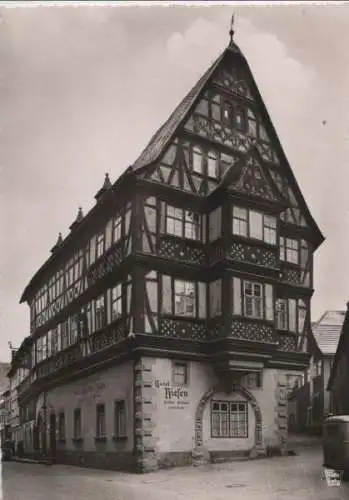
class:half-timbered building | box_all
[15,25,324,472]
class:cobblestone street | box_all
[1,442,349,500]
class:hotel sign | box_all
[154,379,189,410]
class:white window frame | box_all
[243,281,263,319]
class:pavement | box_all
[1,435,348,500]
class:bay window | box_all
[165,205,201,241]
[232,206,276,245]
[161,275,207,319]
[232,277,274,321]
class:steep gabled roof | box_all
[132,42,244,173]
[131,35,324,249]
[312,310,346,356]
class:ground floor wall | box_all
[27,361,135,470]
[20,356,303,472]
[134,357,302,472]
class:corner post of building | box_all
[133,358,158,473]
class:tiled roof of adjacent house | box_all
[312,310,346,355]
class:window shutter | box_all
[265,284,274,321]
[161,275,172,314]
[105,219,113,250]
[89,235,96,265]
[288,299,296,332]
[209,280,222,317]
[106,289,112,324]
[202,214,207,243]
[232,277,241,315]
[209,206,222,242]
[160,202,166,234]
[198,282,207,319]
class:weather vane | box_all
[229,14,235,44]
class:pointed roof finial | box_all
[56,232,63,245]
[229,14,235,45]
[76,206,84,224]
[103,172,112,190]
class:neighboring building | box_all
[14,24,324,472]
[6,341,32,451]
[288,311,345,433]
[327,303,349,415]
[0,389,11,443]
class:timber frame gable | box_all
[132,40,324,250]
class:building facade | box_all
[288,311,345,433]
[14,27,324,472]
[328,304,349,415]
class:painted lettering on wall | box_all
[154,379,189,410]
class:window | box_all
[232,206,276,245]
[114,401,126,438]
[207,151,218,178]
[96,232,104,258]
[276,298,297,332]
[235,107,246,132]
[58,412,65,440]
[111,284,122,321]
[165,205,201,241]
[161,275,206,319]
[280,237,299,264]
[69,315,79,345]
[73,408,82,439]
[113,215,122,243]
[174,280,195,317]
[211,401,248,438]
[172,362,188,385]
[96,404,106,438]
[244,281,263,319]
[245,373,262,389]
[95,295,105,331]
[192,146,203,174]
[232,206,248,237]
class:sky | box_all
[1,2,349,363]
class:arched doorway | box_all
[193,383,263,462]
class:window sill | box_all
[112,435,127,441]
[94,436,108,442]
[230,234,277,251]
